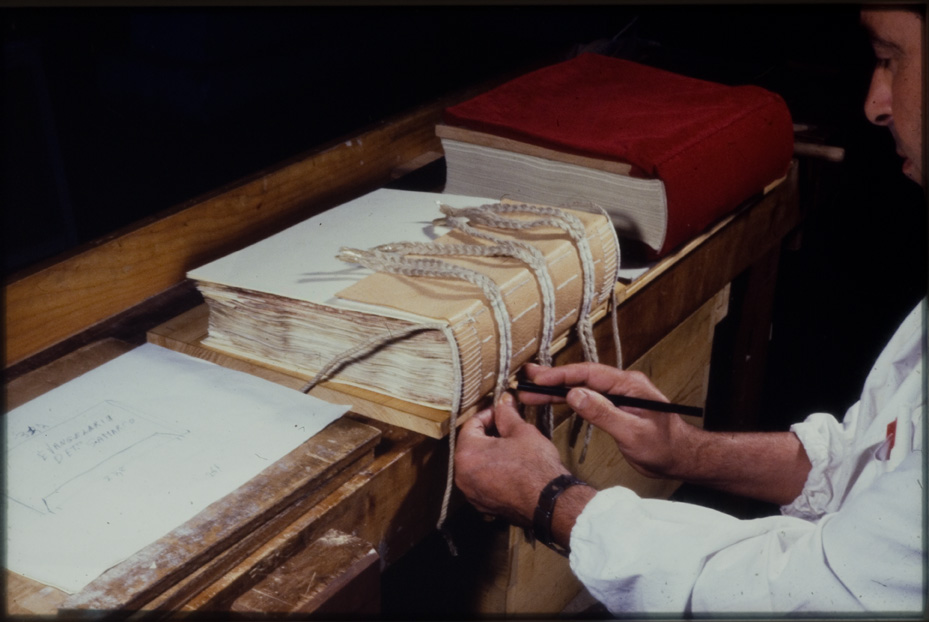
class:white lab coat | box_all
[569,299,925,615]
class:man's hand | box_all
[454,392,571,528]
[520,362,812,505]
[521,362,693,480]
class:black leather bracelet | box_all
[532,473,590,556]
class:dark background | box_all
[3,4,926,616]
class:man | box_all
[454,7,925,615]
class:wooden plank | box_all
[114,445,379,618]
[229,529,380,618]
[59,418,380,614]
[3,100,449,368]
[5,573,69,619]
[174,420,449,613]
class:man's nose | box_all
[864,70,893,126]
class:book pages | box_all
[441,138,668,251]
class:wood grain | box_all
[229,529,380,618]
[173,420,450,613]
[59,418,380,614]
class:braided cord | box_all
[307,201,620,550]
[337,246,514,405]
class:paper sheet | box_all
[187,189,496,318]
[4,344,349,594]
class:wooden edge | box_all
[62,419,381,612]
[229,529,380,618]
[4,100,449,368]
[121,452,377,617]
[171,426,435,613]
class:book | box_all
[439,53,794,257]
[187,189,619,433]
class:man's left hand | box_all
[454,392,570,527]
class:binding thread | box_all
[299,202,621,551]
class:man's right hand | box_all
[520,362,812,506]
[520,362,696,480]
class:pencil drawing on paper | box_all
[7,399,189,515]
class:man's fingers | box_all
[567,387,630,440]
[525,363,669,403]
[492,393,530,438]
[525,362,617,394]
[459,406,495,442]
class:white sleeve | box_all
[569,452,923,615]
[780,409,858,520]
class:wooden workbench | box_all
[3,91,801,618]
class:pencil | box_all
[514,381,703,418]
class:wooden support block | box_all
[229,529,380,618]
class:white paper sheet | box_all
[4,343,349,594]
[187,189,495,319]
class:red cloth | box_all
[444,54,794,255]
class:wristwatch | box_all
[532,473,590,556]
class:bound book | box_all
[187,189,619,437]
[439,53,794,257]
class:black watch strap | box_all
[532,473,589,556]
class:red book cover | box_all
[443,54,794,256]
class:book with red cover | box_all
[442,53,794,256]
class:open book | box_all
[188,189,620,435]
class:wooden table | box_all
[3,93,801,618]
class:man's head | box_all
[861,7,925,187]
